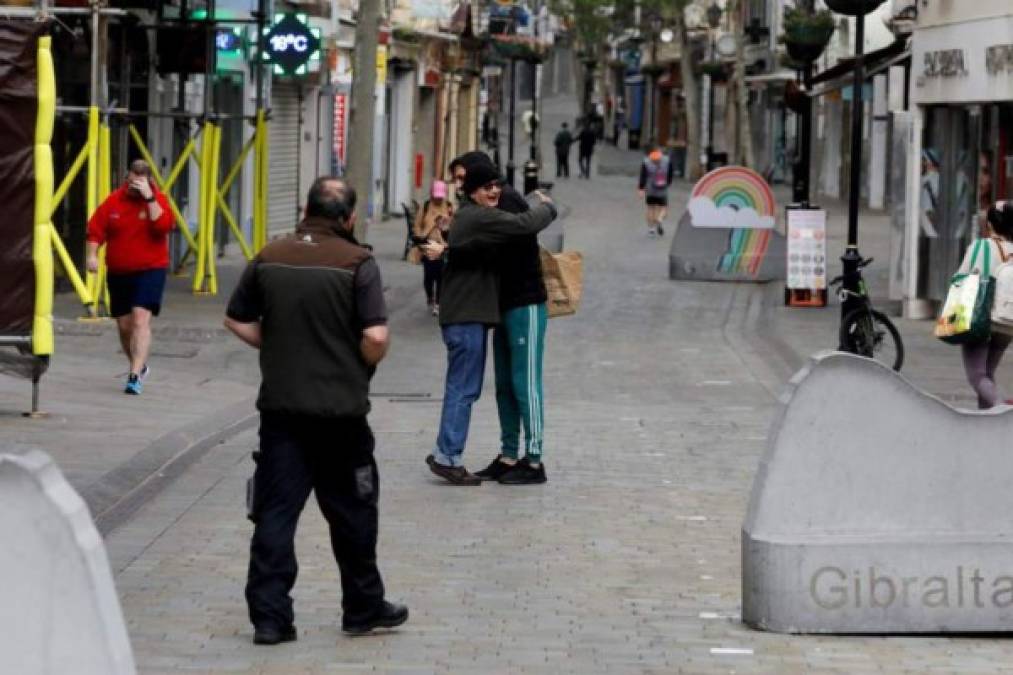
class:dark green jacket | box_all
[440,200,557,326]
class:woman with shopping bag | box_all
[945,202,1013,408]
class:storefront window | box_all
[918,106,981,301]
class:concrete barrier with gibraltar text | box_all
[742,352,1013,633]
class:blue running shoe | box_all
[125,373,142,395]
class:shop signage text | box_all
[922,48,968,78]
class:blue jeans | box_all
[433,323,488,467]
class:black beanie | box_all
[449,150,493,173]
[462,161,503,196]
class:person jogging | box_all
[86,159,173,395]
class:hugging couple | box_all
[424,151,559,485]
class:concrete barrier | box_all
[743,352,1013,633]
[669,213,786,282]
[0,450,135,674]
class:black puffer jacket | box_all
[497,184,548,310]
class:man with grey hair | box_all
[86,159,173,395]
[224,176,407,645]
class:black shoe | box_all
[474,455,517,481]
[253,624,297,645]
[657,223,664,236]
[342,601,409,635]
[426,454,481,485]
[497,458,547,485]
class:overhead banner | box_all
[0,20,47,339]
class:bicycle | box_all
[830,257,905,372]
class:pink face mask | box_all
[431,180,448,200]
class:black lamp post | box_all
[836,1,880,320]
[705,1,722,170]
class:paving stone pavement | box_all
[96,93,1013,674]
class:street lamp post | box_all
[840,8,868,320]
[704,2,722,171]
[507,57,517,188]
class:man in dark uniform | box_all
[224,177,407,645]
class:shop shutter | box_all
[267,81,301,233]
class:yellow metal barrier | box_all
[194,122,221,295]
[216,132,255,261]
[253,109,268,253]
[32,35,56,357]
[82,105,100,314]
[50,139,90,217]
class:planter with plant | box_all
[783,6,835,64]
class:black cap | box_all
[462,161,503,196]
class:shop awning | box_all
[808,38,910,98]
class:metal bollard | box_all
[523,160,539,195]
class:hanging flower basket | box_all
[824,0,886,17]
[491,35,550,64]
[783,8,835,63]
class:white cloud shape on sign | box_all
[688,196,775,230]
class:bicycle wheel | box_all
[839,308,905,372]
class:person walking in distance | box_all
[224,177,407,645]
[408,180,454,315]
[424,160,558,485]
[86,159,173,395]
[638,146,674,238]
[577,121,597,179]
[958,202,1013,409]
[554,122,574,179]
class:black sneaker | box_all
[342,601,409,635]
[253,624,297,645]
[497,458,547,485]
[426,454,481,486]
[474,455,517,481]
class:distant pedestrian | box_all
[86,159,173,395]
[424,159,557,485]
[638,146,674,238]
[957,202,1013,409]
[224,177,407,644]
[554,122,573,179]
[578,123,597,179]
[408,180,454,315]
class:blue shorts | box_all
[107,268,167,318]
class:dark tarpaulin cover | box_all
[0,20,45,337]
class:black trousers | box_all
[578,152,592,178]
[422,258,444,304]
[246,413,385,630]
[556,151,569,178]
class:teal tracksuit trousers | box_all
[493,303,548,461]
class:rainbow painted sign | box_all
[687,167,777,277]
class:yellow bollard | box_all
[32,35,56,357]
